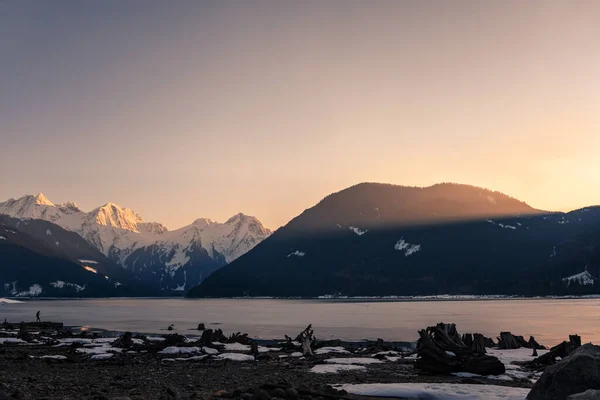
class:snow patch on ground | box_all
[337,383,530,399]
[325,357,383,365]
[30,355,67,360]
[223,343,251,352]
[202,347,219,355]
[159,346,201,355]
[0,338,26,344]
[311,364,366,374]
[315,347,351,355]
[90,353,114,360]
[78,259,98,264]
[215,353,255,362]
[162,355,207,362]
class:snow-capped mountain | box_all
[0,193,272,291]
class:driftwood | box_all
[112,332,133,348]
[163,333,188,347]
[498,332,521,349]
[199,329,214,346]
[524,334,581,370]
[297,325,315,356]
[472,333,487,355]
[415,323,505,376]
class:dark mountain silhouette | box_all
[0,217,157,297]
[188,183,600,297]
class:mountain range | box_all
[0,193,271,297]
[2,183,599,298]
[188,183,600,297]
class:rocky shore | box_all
[0,322,593,400]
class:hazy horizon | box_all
[2,0,599,229]
[2,181,596,230]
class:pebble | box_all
[285,388,298,400]
[251,389,271,400]
[270,388,286,398]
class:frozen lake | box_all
[2,298,599,346]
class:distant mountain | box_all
[0,194,271,292]
[188,183,600,297]
[0,221,153,297]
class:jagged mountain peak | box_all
[89,202,144,232]
[193,218,214,228]
[34,192,54,206]
[226,212,258,224]
[0,192,272,291]
[59,201,80,211]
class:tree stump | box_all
[498,332,521,349]
[472,333,487,355]
[525,334,582,369]
[112,332,133,348]
[199,329,214,346]
[462,334,473,348]
[296,325,314,356]
[415,323,505,376]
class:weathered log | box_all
[163,333,187,347]
[250,342,259,356]
[199,329,214,346]
[227,332,251,345]
[296,324,314,356]
[569,334,581,348]
[472,333,487,355]
[498,332,521,349]
[415,323,505,376]
[462,333,473,348]
[112,332,133,348]
[484,336,495,347]
[525,334,582,369]
[529,336,546,351]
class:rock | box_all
[110,397,132,400]
[166,386,182,399]
[240,393,253,400]
[270,389,286,398]
[285,388,298,399]
[197,323,206,331]
[528,344,600,400]
[251,389,271,400]
[567,390,600,399]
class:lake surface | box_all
[2,298,599,346]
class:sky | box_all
[1,1,599,230]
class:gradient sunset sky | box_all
[2,1,599,229]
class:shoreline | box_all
[1,322,544,400]
[6,294,600,302]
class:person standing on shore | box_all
[36,311,40,322]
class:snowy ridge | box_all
[394,238,421,256]
[562,270,595,286]
[0,193,272,290]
